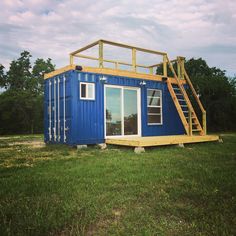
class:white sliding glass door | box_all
[105,85,140,137]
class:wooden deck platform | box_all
[106,135,219,147]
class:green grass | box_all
[0,134,236,236]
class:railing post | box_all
[132,48,136,72]
[99,41,103,68]
[115,62,119,70]
[163,54,167,77]
[181,57,185,79]
[149,67,153,74]
[177,57,181,79]
[188,110,192,136]
[203,111,207,135]
[70,55,74,65]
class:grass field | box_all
[0,134,236,236]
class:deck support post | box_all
[203,112,207,135]
[134,146,145,153]
[99,41,103,68]
[188,110,192,136]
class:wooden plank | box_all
[163,55,167,77]
[44,65,187,85]
[81,67,186,84]
[100,39,167,56]
[106,135,219,147]
[99,41,103,68]
[183,68,205,113]
[132,48,137,72]
[44,65,76,79]
[70,40,100,55]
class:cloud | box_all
[0,0,235,75]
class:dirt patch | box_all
[9,141,45,148]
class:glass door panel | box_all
[124,89,138,135]
[105,87,122,136]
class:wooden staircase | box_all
[166,56,206,136]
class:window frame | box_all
[147,89,163,125]
[80,82,95,100]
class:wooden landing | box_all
[106,135,219,147]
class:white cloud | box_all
[0,0,235,75]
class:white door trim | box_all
[104,84,141,139]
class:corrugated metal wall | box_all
[44,70,185,145]
[44,71,73,144]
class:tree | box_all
[156,57,236,131]
[32,58,55,94]
[185,58,236,131]
[6,51,32,91]
[0,52,55,134]
[0,64,6,88]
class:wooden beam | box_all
[106,135,219,147]
[183,68,205,113]
[99,40,103,68]
[44,65,76,79]
[163,55,167,77]
[70,40,100,55]
[100,39,167,56]
[203,112,207,135]
[74,54,99,61]
[132,48,136,72]
[70,55,74,65]
[44,64,187,84]
[189,110,192,136]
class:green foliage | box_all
[32,58,55,94]
[0,134,236,235]
[156,58,236,131]
[0,51,55,134]
[185,58,236,131]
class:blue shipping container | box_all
[44,70,185,145]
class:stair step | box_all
[192,123,198,125]
[192,129,202,131]
[175,93,183,96]
[178,99,185,101]
[181,105,188,107]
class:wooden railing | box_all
[70,39,168,75]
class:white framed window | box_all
[80,82,95,100]
[147,89,162,125]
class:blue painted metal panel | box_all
[44,69,185,145]
[44,72,73,145]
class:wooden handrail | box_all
[166,56,203,134]
[74,54,152,70]
[70,39,168,75]
[183,68,205,113]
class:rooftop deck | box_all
[106,135,219,147]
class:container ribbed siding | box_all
[44,70,185,145]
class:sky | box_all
[0,0,236,76]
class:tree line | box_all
[0,51,235,134]
[0,51,55,134]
